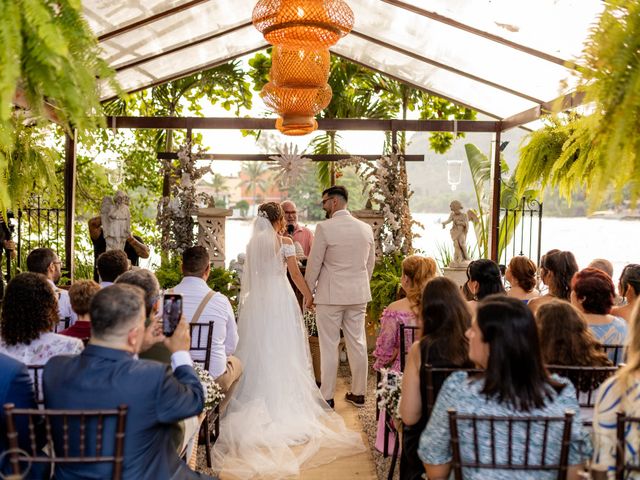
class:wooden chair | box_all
[188,321,219,468]
[615,412,640,479]
[3,402,128,479]
[447,409,575,480]
[597,344,626,365]
[54,317,71,333]
[26,365,45,405]
[398,324,419,372]
[546,365,618,410]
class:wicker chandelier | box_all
[253,0,353,135]
[252,0,354,49]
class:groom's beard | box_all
[325,210,331,219]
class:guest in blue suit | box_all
[44,284,215,480]
[0,352,39,476]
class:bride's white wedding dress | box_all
[211,217,365,479]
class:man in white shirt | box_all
[26,247,77,325]
[172,246,241,411]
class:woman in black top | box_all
[399,276,472,480]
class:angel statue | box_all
[101,191,131,251]
[441,200,469,266]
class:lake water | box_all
[222,213,640,281]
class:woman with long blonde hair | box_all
[372,254,437,453]
[591,301,640,479]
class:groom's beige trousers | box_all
[316,303,368,400]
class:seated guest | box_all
[505,255,539,303]
[537,300,611,367]
[43,284,213,480]
[96,249,129,287]
[466,259,505,309]
[419,296,589,480]
[528,249,578,314]
[172,246,241,412]
[115,269,170,364]
[59,280,101,343]
[589,258,614,278]
[89,216,150,282]
[571,267,628,346]
[592,302,640,480]
[0,273,83,365]
[399,277,472,480]
[26,247,76,324]
[0,352,40,477]
[612,263,640,322]
[372,255,436,453]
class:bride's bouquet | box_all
[303,310,318,337]
[377,368,402,420]
[194,365,225,411]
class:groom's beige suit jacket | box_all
[305,210,375,305]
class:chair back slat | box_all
[615,413,640,479]
[398,324,419,371]
[27,365,44,404]
[424,365,483,416]
[546,365,618,408]
[597,343,626,364]
[189,321,215,371]
[3,403,128,480]
[447,409,574,479]
[54,317,71,333]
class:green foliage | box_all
[234,200,250,217]
[0,0,115,154]
[368,253,404,325]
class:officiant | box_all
[281,200,314,258]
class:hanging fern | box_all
[0,0,117,208]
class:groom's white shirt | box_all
[305,209,375,305]
[172,276,238,378]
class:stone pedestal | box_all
[352,208,384,260]
[443,265,469,288]
[197,207,232,268]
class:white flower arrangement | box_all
[194,364,225,411]
[303,310,318,337]
[376,368,402,420]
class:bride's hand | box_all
[304,296,315,311]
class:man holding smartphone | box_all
[281,200,314,257]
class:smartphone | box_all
[162,294,183,337]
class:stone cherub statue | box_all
[101,191,131,251]
[441,200,470,267]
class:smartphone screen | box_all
[162,294,183,337]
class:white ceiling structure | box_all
[84,0,604,129]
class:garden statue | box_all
[441,200,469,267]
[101,191,131,251]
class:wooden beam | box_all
[64,131,77,282]
[381,0,580,70]
[500,90,586,131]
[489,130,502,262]
[351,30,544,105]
[97,0,208,42]
[105,116,499,132]
[157,152,425,162]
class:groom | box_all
[305,186,375,408]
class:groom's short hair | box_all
[182,246,210,277]
[322,185,348,203]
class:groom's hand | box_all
[304,296,315,311]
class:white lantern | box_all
[447,160,463,191]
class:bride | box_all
[211,202,365,478]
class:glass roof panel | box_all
[393,0,603,61]
[99,26,266,99]
[84,0,189,38]
[351,0,579,102]
[97,1,253,68]
[332,34,537,118]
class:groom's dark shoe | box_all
[326,399,335,409]
[345,392,365,407]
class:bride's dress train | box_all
[211,217,365,479]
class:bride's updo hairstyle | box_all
[402,255,437,313]
[258,202,284,227]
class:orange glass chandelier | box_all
[252,0,354,49]
[261,46,332,135]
